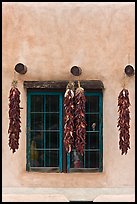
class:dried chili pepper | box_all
[63,82,75,153]
[117,88,131,155]
[74,81,86,156]
[8,80,21,153]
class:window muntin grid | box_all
[27,92,63,172]
[27,91,103,172]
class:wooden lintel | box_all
[23,80,104,90]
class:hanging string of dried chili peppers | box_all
[8,80,21,153]
[117,88,131,155]
[63,81,75,153]
[75,81,87,156]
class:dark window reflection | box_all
[31,132,44,149]
[31,95,44,112]
[29,94,60,169]
[46,132,59,148]
[85,151,99,168]
[45,150,59,167]
[46,113,59,130]
[46,95,59,112]
[85,96,99,113]
[31,113,44,130]
[85,132,99,149]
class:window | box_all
[68,93,103,172]
[26,90,103,172]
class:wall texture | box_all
[2,2,135,190]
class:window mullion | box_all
[59,94,63,172]
[44,95,46,167]
[49,96,51,167]
[27,93,31,171]
[88,98,91,168]
[99,93,103,172]
[67,153,70,172]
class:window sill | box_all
[29,167,60,173]
[69,168,102,173]
[27,167,103,173]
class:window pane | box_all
[85,132,99,149]
[31,95,44,112]
[31,113,44,130]
[30,132,44,149]
[86,114,99,131]
[46,95,59,112]
[30,149,44,167]
[70,149,84,168]
[85,96,99,112]
[46,113,59,130]
[45,150,59,167]
[28,93,62,171]
[85,151,99,168]
[46,132,59,148]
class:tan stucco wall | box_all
[2,2,135,189]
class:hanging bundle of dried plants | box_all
[8,80,21,153]
[74,81,87,156]
[117,88,131,155]
[63,82,75,153]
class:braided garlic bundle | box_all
[117,88,130,155]
[8,80,21,153]
[63,82,75,153]
[75,81,86,156]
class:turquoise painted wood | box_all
[67,153,70,173]
[26,93,31,171]
[99,92,103,172]
[59,94,63,172]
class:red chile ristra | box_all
[8,80,21,153]
[117,88,131,155]
[63,82,75,153]
[75,81,87,156]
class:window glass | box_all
[70,149,84,168]
[85,96,99,112]
[85,151,99,168]
[31,113,44,130]
[46,113,59,130]
[85,132,99,149]
[30,149,44,167]
[46,95,59,112]
[45,150,59,167]
[30,131,44,149]
[28,93,61,171]
[31,95,44,112]
[46,132,59,148]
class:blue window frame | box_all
[26,90,103,173]
[27,91,63,172]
